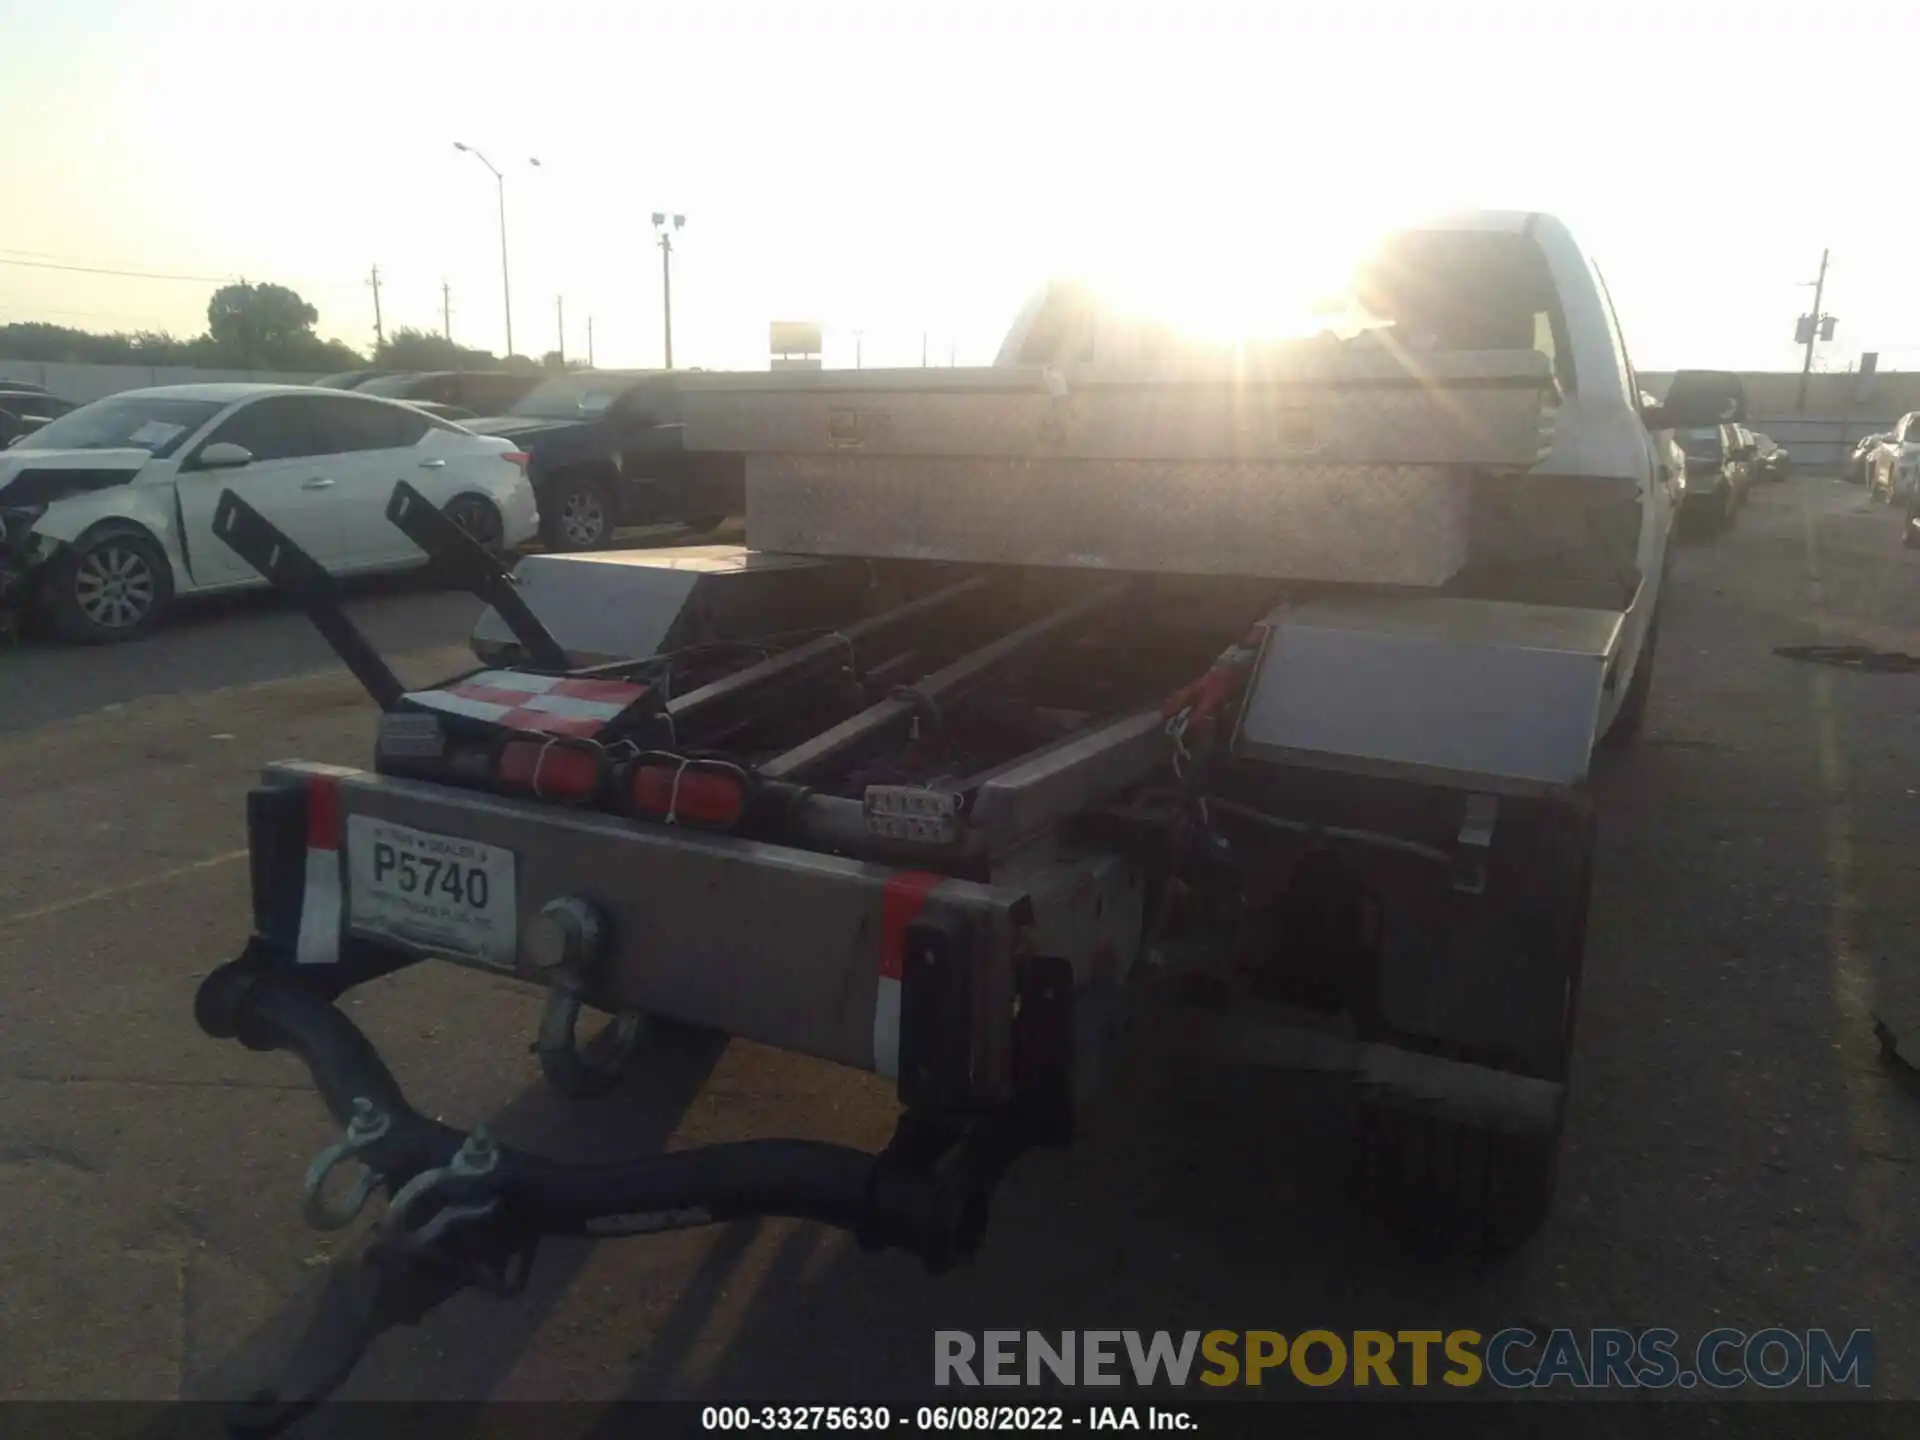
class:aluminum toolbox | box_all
[672,351,1558,585]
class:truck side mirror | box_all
[1649,369,1747,431]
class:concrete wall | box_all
[0,361,329,404]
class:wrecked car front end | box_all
[0,457,153,640]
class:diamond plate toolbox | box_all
[676,349,1556,584]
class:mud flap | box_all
[1370,796,1593,1087]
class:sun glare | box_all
[1068,206,1402,351]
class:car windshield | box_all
[505,377,637,418]
[14,395,225,457]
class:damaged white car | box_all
[0,383,539,643]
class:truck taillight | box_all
[496,738,604,800]
[627,760,748,828]
[503,450,531,471]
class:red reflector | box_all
[629,762,746,827]
[497,739,602,798]
[307,775,342,850]
[502,450,530,469]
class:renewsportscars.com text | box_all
[934,1328,1873,1390]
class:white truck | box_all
[191,210,1741,1429]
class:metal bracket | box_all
[301,1098,393,1232]
[864,785,963,845]
[211,489,404,710]
[1452,793,1499,895]
[383,481,571,671]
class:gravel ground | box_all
[1,478,1916,1422]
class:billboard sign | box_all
[771,321,822,356]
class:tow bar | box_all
[197,955,1041,1435]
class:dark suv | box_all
[469,371,744,551]
[1676,423,1758,535]
[354,371,544,415]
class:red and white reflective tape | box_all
[296,775,343,966]
[874,871,943,1079]
[402,671,650,739]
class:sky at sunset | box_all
[2,0,1913,374]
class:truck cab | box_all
[997,211,1723,747]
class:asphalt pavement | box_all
[2,481,1918,1418]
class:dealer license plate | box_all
[345,815,519,970]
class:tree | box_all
[205,282,325,367]
[0,285,366,373]
[376,327,499,371]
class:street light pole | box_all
[455,143,540,360]
[652,212,685,369]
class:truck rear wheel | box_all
[1352,801,1592,1259]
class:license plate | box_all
[345,815,518,970]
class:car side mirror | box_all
[196,442,254,470]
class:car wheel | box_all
[543,473,613,552]
[443,494,505,555]
[43,527,174,645]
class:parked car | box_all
[1675,422,1757,534]
[1752,433,1792,481]
[1846,433,1888,486]
[402,400,478,423]
[0,388,76,447]
[356,370,544,415]
[310,370,400,390]
[0,384,538,644]
[470,371,745,551]
[1868,413,1920,504]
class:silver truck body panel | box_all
[1233,595,1623,796]
[470,546,862,666]
[744,454,1473,586]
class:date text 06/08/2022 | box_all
[700,1406,1194,1431]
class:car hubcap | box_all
[76,546,155,629]
[561,492,604,546]
[451,501,500,548]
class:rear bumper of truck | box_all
[247,760,1135,1110]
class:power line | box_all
[0,253,233,284]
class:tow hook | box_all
[381,1125,510,1263]
[300,1097,392,1231]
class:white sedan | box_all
[0,383,538,643]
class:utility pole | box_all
[587,315,595,368]
[556,295,565,367]
[922,331,928,368]
[368,265,384,348]
[441,281,452,342]
[854,330,864,370]
[653,212,685,369]
[1796,248,1833,411]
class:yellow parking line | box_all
[0,848,249,927]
